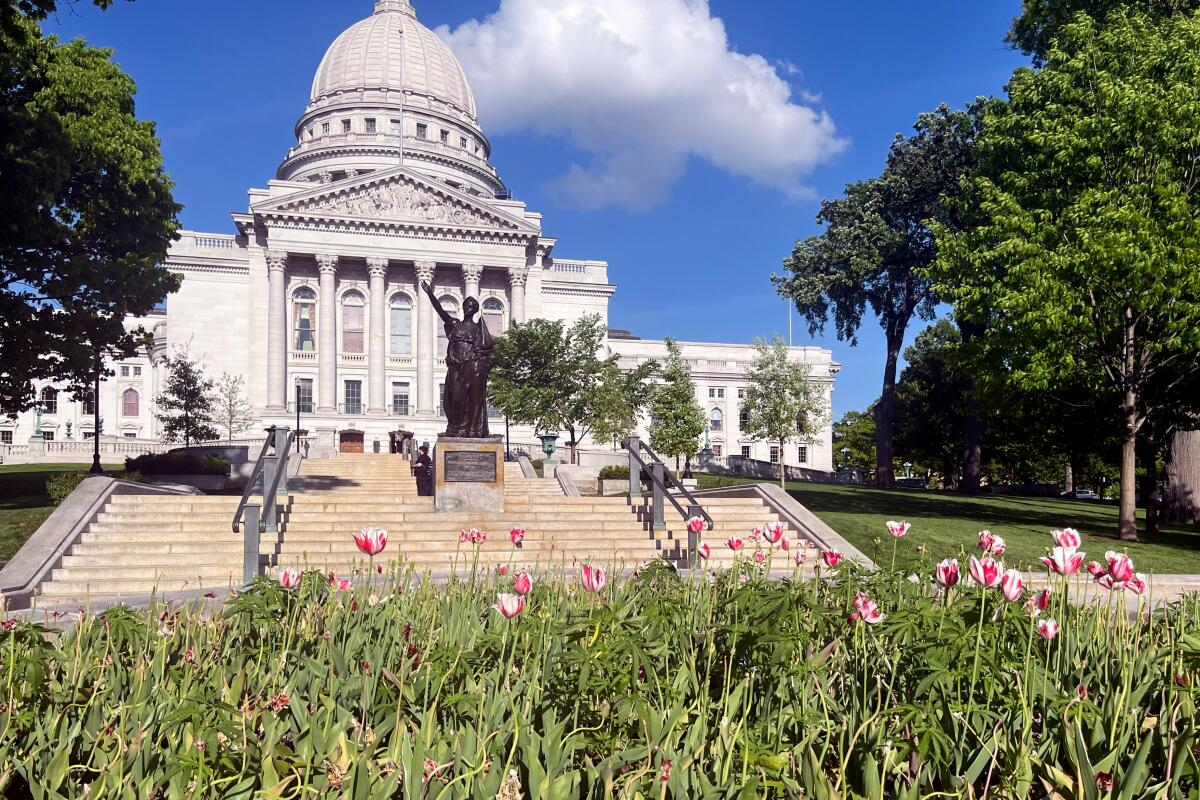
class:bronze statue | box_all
[422,281,494,438]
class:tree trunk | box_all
[1117,311,1139,541]
[875,328,903,489]
[1163,430,1200,524]
[779,438,786,490]
[1137,433,1160,536]
[1064,462,1074,495]
[957,321,986,495]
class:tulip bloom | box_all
[968,555,1003,588]
[726,536,745,552]
[1041,546,1084,575]
[469,528,486,545]
[496,564,509,576]
[581,564,608,593]
[509,527,525,548]
[978,530,1006,555]
[513,571,533,596]
[697,543,711,560]
[686,516,705,535]
[822,550,842,568]
[852,593,885,625]
[1128,573,1148,595]
[754,552,766,564]
[1105,551,1134,583]
[779,537,790,551]
[1087,561,1106,578]
[278,568,301,589]
[1034,588,1052,612]
[353,527,388,557]
[763,522,784,544]
[794,551,807,567]
[1052,528,1082,549]
[329,577,352,592]
[885,520,910,538]
[934,558,960,588]
[1000,569,1024,603]
[1037,618,1060,640]
[491,593,526,619]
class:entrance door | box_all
[339,431,364,453]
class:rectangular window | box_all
[296,378,314,414]
[342,119,352,134]
[798,446,808,464]
[82,393,96,416]
[83,432,95,440]
[342,303,365,354]
[708,387,725,399]
[123,432,136,439]
[741,445,751,459]
[365,118,377,133]
[132,366,142,377]
[120,366,130,377]
[769,446,780,464]
[737,388,746,399]
[43,431,54,442]
[322,122,331,135]
[344,381,362,415]
[439,129,449,143]
[0,431,11,445]
[437,382,445,416]
[390,304,412,355]
[416,123,428,139]
[390,119,401,136]
[391,382,410,415]
[459,136,467,149]
[713,444,723,457]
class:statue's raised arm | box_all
[421,281,455,326]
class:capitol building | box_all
[2,0,838,471]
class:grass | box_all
[698,474,1200,574]
[0,463,121,568]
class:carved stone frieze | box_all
[296,178,503,228]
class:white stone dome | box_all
[309,0,477,120]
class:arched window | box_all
[482,297,505,336]
[341,291,365,354]
[40,387,58,415]
[390,293,413,355]
[436,295,459,358]
[122,389,139,417]
[292,287,317,351]
[710,408,723,432]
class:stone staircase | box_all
[33,455,816,604]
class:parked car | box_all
[1072,488,1099,500]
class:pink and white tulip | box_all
[277,568,301,589]
[1034,588,1052,613]
[968,555,1003,588]
[885,520,911,538]
[1041,546,1085,575]
[763,522,785,544]
[1000,569,1024,603]
[353,527,388,557]
[754,552,765,564]
[513,571,533,596]
[581,564,608,594]
[794,551,808,567]
[780,537,790,551]
[726,536,745,552]
[329,577,352,592]
[509,527,525,548]
[1037,618,1060,640]
[686,516,705,535]
[491,593,526,619]
[852,593,885,625]
[496,564,509,577]
[1087,561,1106,578]
[1105,551,1134,583]
[1052,528,1082,549]
[934,558,961,588]
[822,550,842,568]
[697,543,711,560]
[1128,573,1148,595]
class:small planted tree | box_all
[741,336,826,489]
[156,348,218,446]
[214,373,254,444]
[647,339,706,471]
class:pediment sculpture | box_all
[301,181,500,227]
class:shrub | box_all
[124,452,230,476]
[598,465,628,481]
[46,471,86,505]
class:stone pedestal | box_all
[434,435,505,513]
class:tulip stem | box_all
[967,589,987,720]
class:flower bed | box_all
[2,527,1198,797]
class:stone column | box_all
[508,266,528,324]
[462,263,483,301]
[367,257,388,414]
[316,254,339,413]
[265,250,288,411]
[415,260,437,415]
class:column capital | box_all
[366,257,388,278]
[265,250,288,272]
[461,263,484,282]
[316,253,339,275]
[415,260,436,283]
[508,266,529,287]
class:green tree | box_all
[1,6,180,415]
[832,408,876,478]
[156,349,218,446]
[775,104,981,488]
[741,336,826,489]
[931,12,1200,540]
[489,315,655,463]
[1007,0,1198,61]
[893,321,974,488]
[647,339,705,470]
[214,373,254,444]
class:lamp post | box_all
[904,461,913,479]
[89,354,103,474]
[293,376,302,455]
[840,446,850,470]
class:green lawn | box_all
[698,475,1200,574]
[0,463,121,569]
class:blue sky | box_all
[45,0,1028,417]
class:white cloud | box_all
[437,0,846,210]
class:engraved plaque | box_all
[444,450,497,483]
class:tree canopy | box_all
[931,11,1200,540]
[647,339,705,469]
[156,348,218,446]
[1,6,179,415]
[1007,0,1199,61]
[741,336,826,489]
[775,103,981,487]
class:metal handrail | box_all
[232,432,275,533]
[259,430,297,515]
[626,440,714,530]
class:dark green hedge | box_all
[124,452,230,476]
